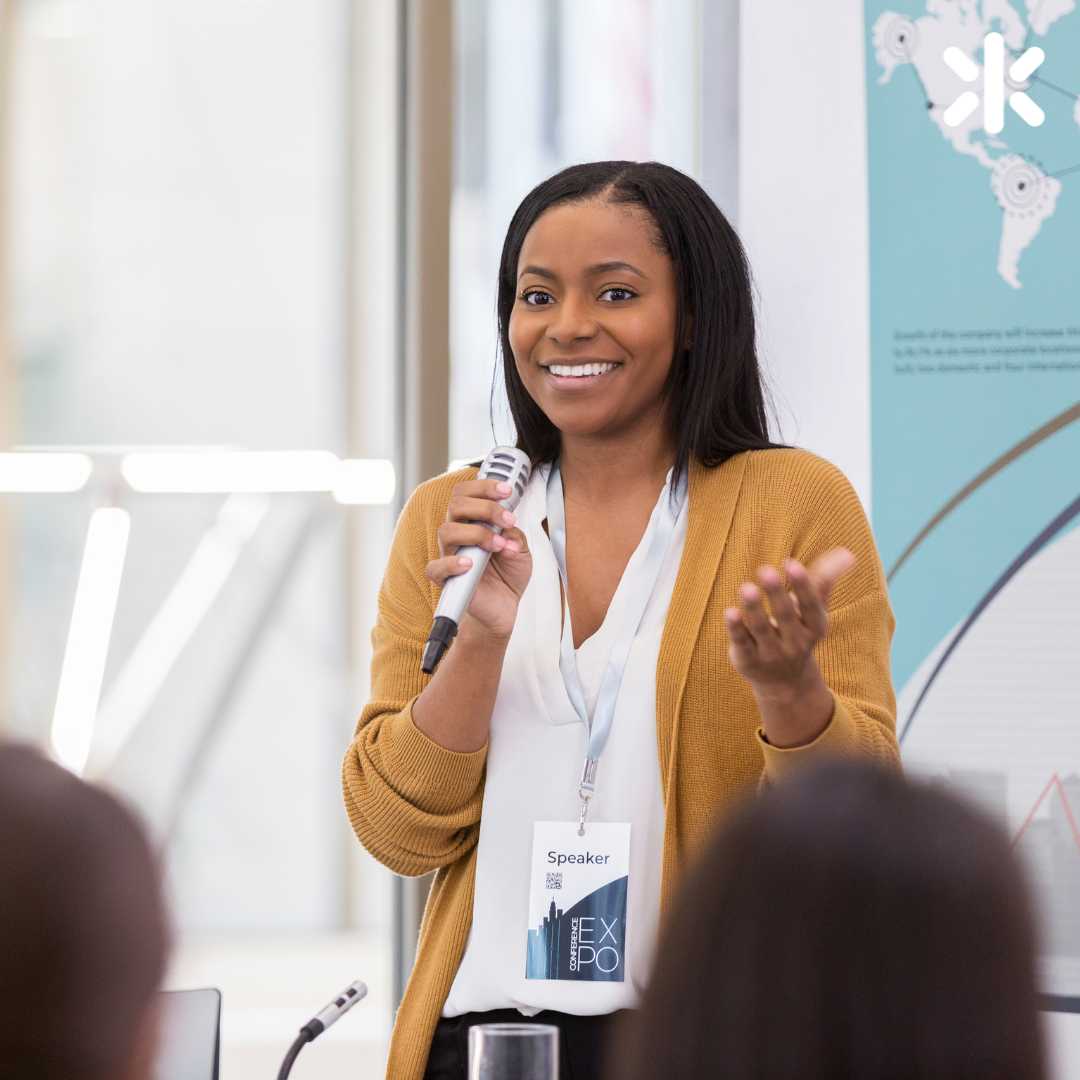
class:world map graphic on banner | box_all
[864,0,1080,1003]
[872,0,1079,288]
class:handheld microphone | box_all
[276,979,367,1080]
[421,446,532,674]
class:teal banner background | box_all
[864,0,1080,690]
[865,0,1080,999]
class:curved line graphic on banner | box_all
[898,492,1080,744]
[887,401,1080,582]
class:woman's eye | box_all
[520,290,554,306]
[600,287,636,302]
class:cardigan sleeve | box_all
[754,457,900,780]
[341,477,488,877]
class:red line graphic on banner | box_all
[1012,773,1080,854]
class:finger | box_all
[447,494,517,531]
[425,553,474,587]
[738,582,778,652]
[451,478,515,509]
[785,559,828,639]
[755,565,802,646]
[804,547,856,608]
[724,607,756,656]
[437,521,513,558]
[495,526,528,556]
[454,477,515,500]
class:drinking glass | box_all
[468,1022,559,1080]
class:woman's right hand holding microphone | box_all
[425,476,533,642]
[412,473,533,751]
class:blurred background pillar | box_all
[0,0,14,735]
[700,0,739,223]
[397,0,454,1005]
[344,0,405,948]
[403,0,451,492]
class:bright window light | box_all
[332,459,396,505]
[121,451,340,493]
[51,508,132,775]
[90,495,270,773]
[0,452,92,492]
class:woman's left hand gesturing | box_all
[724,548,856,748]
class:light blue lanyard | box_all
[546,462,686,834]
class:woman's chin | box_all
[545,413,620,441]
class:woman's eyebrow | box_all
[518,264,557,282]
[588,260,647,278]
[518,260,647,281]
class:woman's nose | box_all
[546,294,598,346]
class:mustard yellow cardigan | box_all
[342,448,898,1079]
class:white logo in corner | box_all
[943,32,1045,133]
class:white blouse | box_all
[443,463,689,1017]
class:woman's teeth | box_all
[547,362,618,377]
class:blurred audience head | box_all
[0,742,170,1080]
[615,760,1046,1080]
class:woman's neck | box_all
[558,425,676,509]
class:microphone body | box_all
[301,978,368,1040]
[276,980,368,1080]
[421,447,532,674]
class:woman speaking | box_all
[342,161,898,1080]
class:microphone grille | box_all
[479,447,531,500]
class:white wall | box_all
[738,3,871,505]
[737,3,1080,1073]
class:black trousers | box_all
[423,1008,625,1080]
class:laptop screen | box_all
[154,988,221,1080]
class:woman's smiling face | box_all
[509,198,680,444]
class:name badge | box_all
[525,821,630,982]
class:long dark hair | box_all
[612,761,1046,1080]
[0,743,170,1079]
[497,161,779,488]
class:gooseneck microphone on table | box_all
[276,979,368,1080]
[421,446,532,675]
